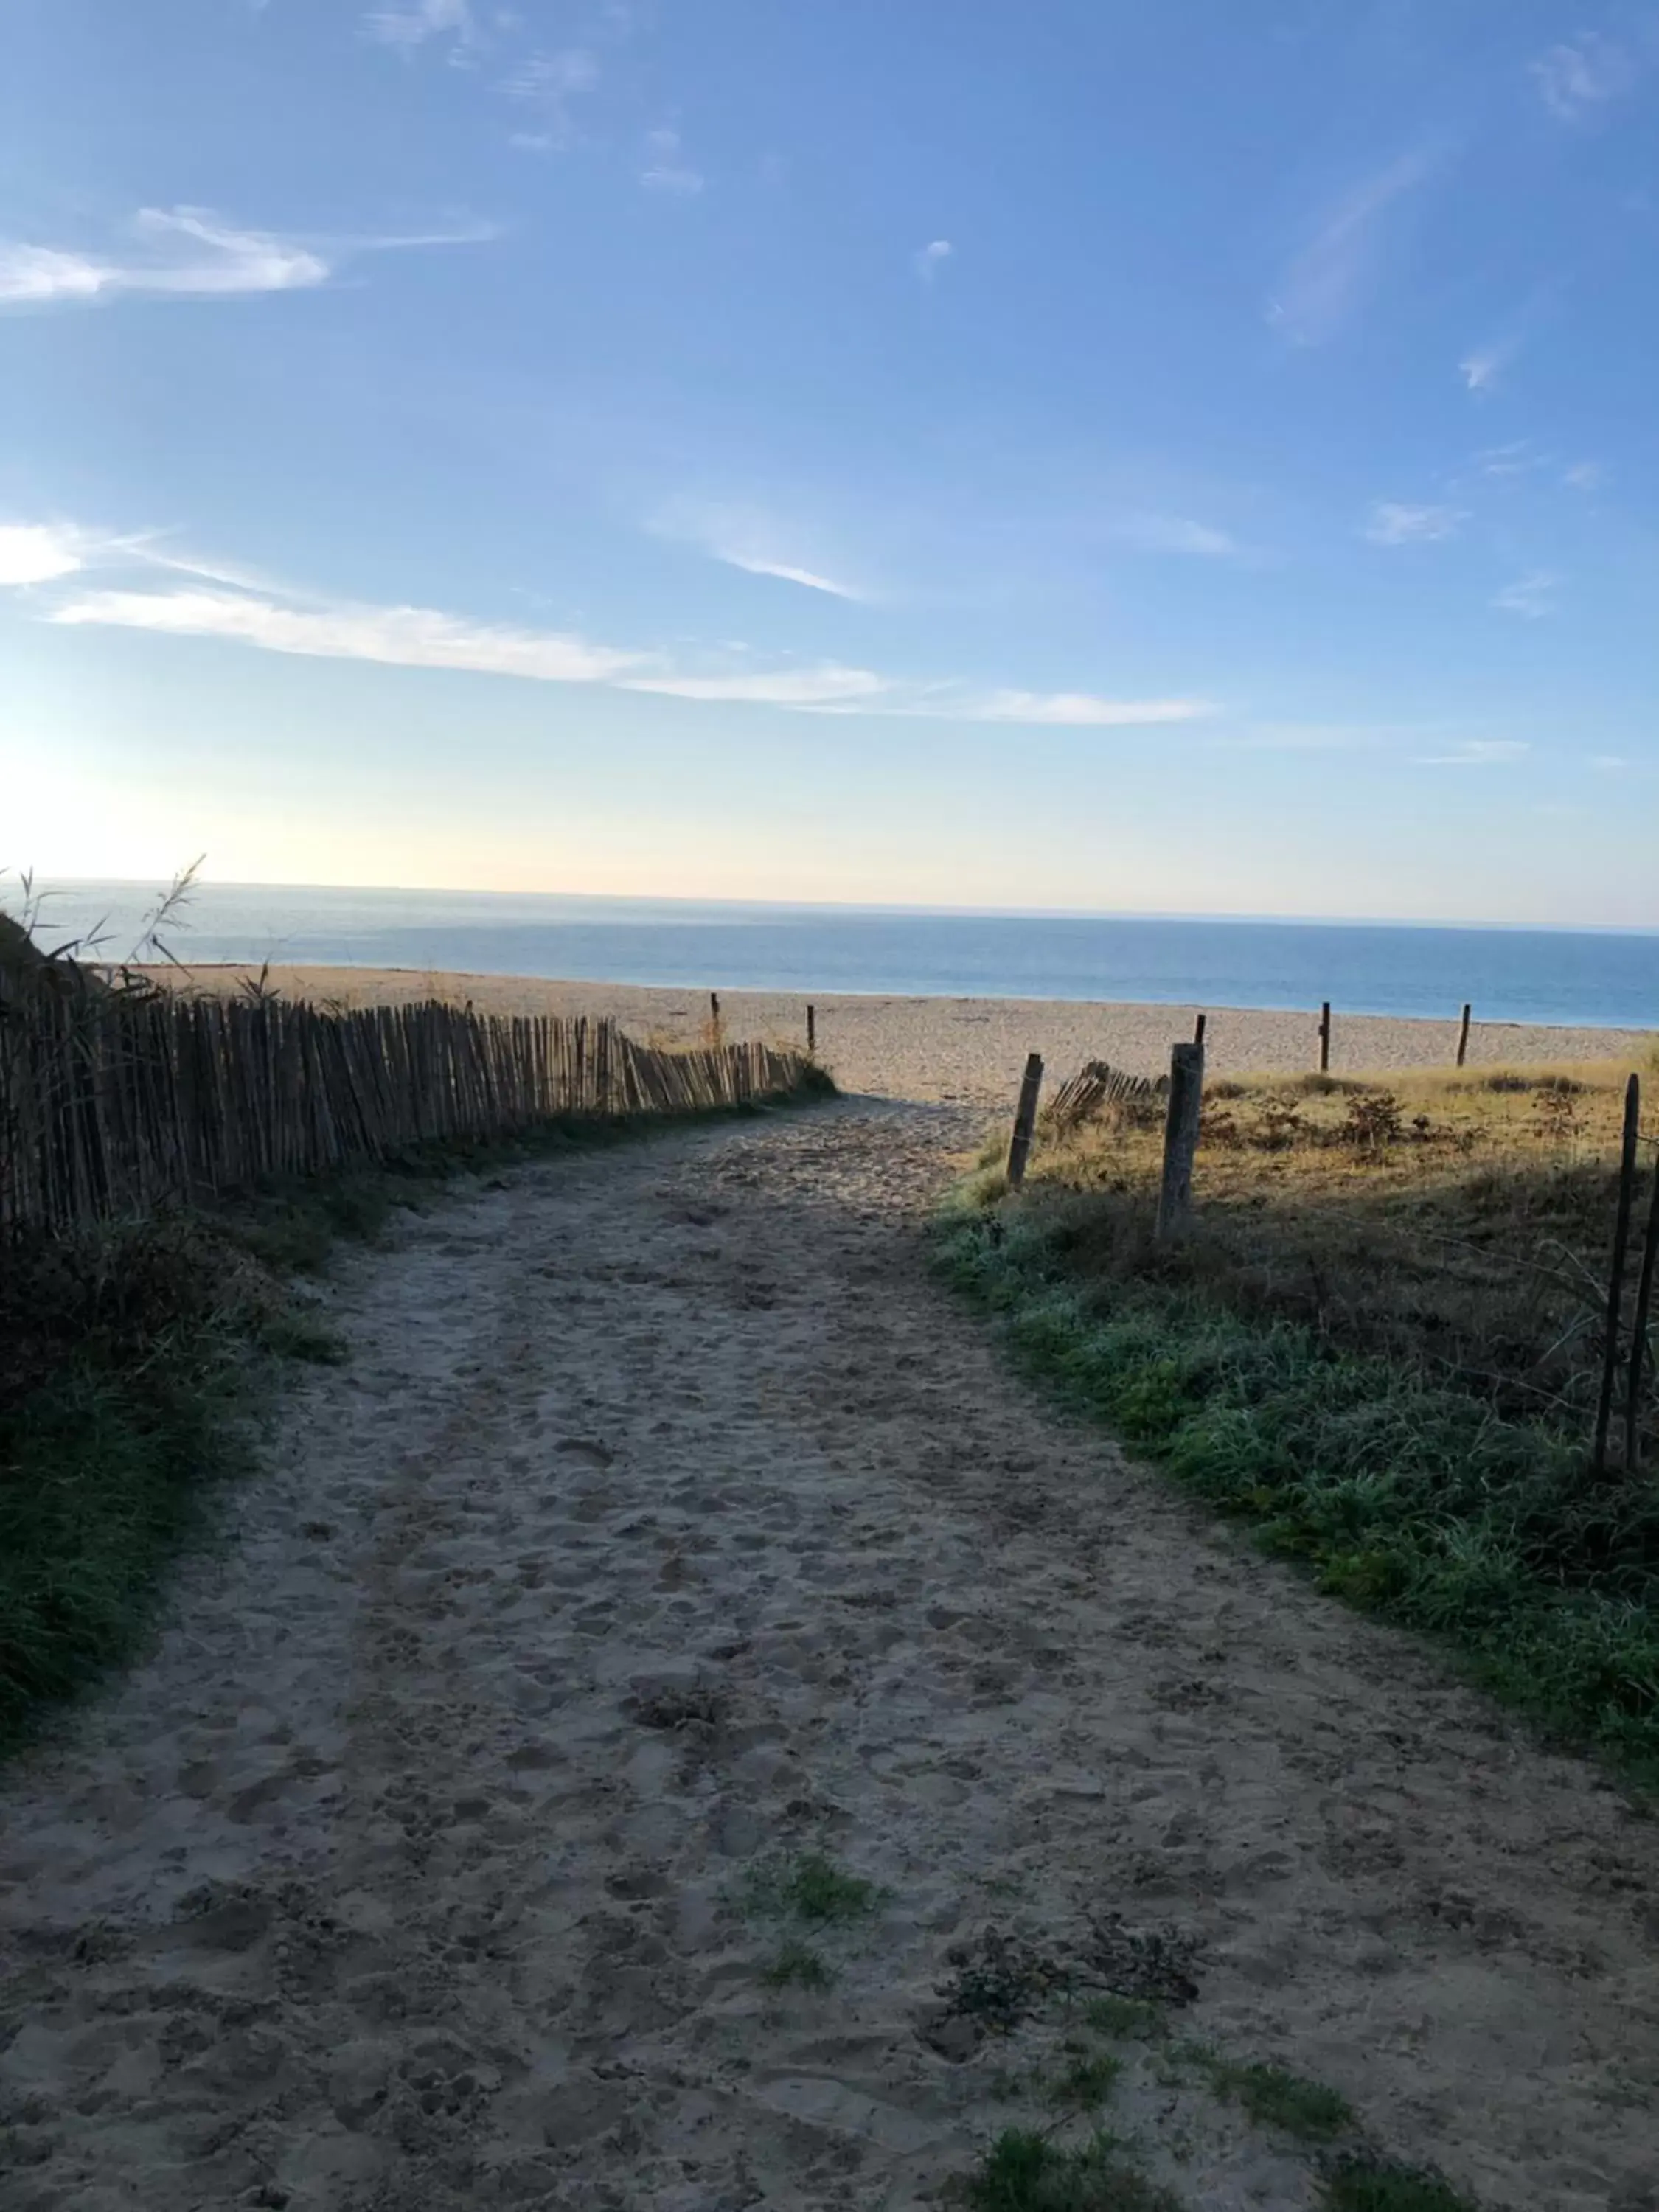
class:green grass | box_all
[0,1219,265,1756]
[1046,2049,1123,2110]
[1081,1997,1165,2041]
[934,1200,1659,1784]
[1320,2153,1481,2211]
[745,1849,885,1926]
[761,1940,834,1991]
[1192,2055,1354,2143]
[956,2129,1179,2212]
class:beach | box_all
[150,965,1655,1109]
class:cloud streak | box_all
[1363,501,1464,546]
[0,206,489,309]
[10,526,1209,728]
[1416,740,1530,766]
[1119,514,1240,558]
[640,128,704,194]
[914,239,952,282]
[1459,337,1519,394]
[964,692,1207,728]
[1492,571,1559,620]
[1265,148,1435,346]
[650,504,866,600]
[363,0,475,51]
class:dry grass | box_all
[939,1059,1659,1777]
[1016,1064,1656,1448]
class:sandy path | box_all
[3,1102,1658,2211]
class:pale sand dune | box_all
[152,964,1655,1109]
[2,1103,1657,2209]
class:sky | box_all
[2,1,1657,927]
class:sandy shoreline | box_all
[151,964,1655,1110]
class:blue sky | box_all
[2,1,1656,925]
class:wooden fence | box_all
[0,989,811,1237]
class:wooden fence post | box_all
[1625,1147,1659,1475]
[807,1004,816,1056]
[1155,1040,1205,1242]
[1456,1003,1472,1069]
[1193,1012,1207,1047]
[1006,1052,1044,1189]
[1593,1074,1641,1476]
[1318,1002,1332,1074]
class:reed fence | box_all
[0,989,811,1237]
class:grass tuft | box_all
[1046,2049,1123,2110]
[762,1940,834,1991]
[955,2128,1179,2212]
[1320,2152,1481,2211]
[1081,1995,1165,2041]
[1194,2055,1354,2142]
[745,1849,884,1926]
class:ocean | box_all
[10,881,1658,1031]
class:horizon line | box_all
[10,874,1659,940]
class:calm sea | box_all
[10,882,1659,1030]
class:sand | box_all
[146,965,1655,1109]
[3,1099,1658,2211]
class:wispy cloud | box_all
[1472,439,1541,478]
[1530,33,1640,122]
[640,128,704,195]
[503,49,598,147]
[1459,335,1520,394]
[1492,571,1559,619]
[627,665,882,706]
[1363,501,1464,546]
[964,691,1208,727]
[11,522,1209,728]
[723,554,857,597]
[1265,147,1435,347]
[1562,459,1604,491]
[1118,514,1240,558]
[0,522,86,585]
[650,504,866,600]
[363,0,475,52]
[1416,739,1531,766]
[0,206,488,309]
[914,239,952,282]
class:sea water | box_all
[10,882,1658,1030]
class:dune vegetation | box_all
[939,1062,1659,1780]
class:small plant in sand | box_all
[936,1927,1071,2034]
[954,2127,1179,2212]
[1340,1089,1403,1155]
[761,1940,833,1992]
[1079,1994,1165,2042]
[1044,2047,1122,2111]
[742,1850,884,1926]
[1190,2053,1354,2143]
[1320,2152,1481,2212]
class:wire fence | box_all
[0,987,811,1237]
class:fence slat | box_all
[0,981,812,1237]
